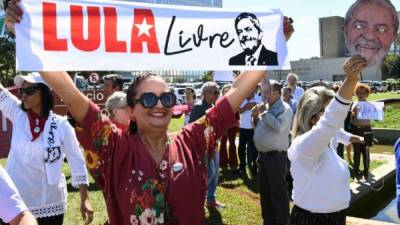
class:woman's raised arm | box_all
[40,71,89,124]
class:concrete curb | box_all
[372,128,400,145]
[348,154,396,220]
[347,216,398,225]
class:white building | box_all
[270,58,382,82]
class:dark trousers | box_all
[286,158,293,201]
[238,128,257,171]
[0,214,64,225]
[220,127,238,169]
[351,126,371,177]
[258,151,289,225]
[290,205,346,225]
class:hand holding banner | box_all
[15,0,290,71]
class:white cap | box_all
[14,72,48,88]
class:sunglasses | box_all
[18,85,39,96]
[134,92,177,108]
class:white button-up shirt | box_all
[0,89,88,218]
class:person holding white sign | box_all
[6,1,294,224]
[288,55,367,225]
[350,83,373,181]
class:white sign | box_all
[357,101,384,120]
[15,0,290,71]
[214,71,235,82]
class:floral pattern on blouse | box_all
[90,113,113,149]
[194,115,216,164]
[76,98,236,225]
[129,179,169,225]
[84,150,100,170]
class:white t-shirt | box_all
[239,97,260,129]
[0,165,27,223]
[292,86,305,103]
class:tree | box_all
[202,71,213,82]
[0,33,16,87]
[382,53,400,79]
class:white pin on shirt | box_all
[172,162,183,172]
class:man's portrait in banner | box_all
[344,0,399,66]
[229,12,278,66]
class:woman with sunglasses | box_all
[6,3,294,224]
[0,73,93,225]
[38,68,275,224]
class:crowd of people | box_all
[1,0,399,225]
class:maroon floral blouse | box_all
[78,97,236,225]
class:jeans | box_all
[207,151,220,202]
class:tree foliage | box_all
[0,34,16,87]
[382,53,400,79]
[202,71,213,82]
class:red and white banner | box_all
[15,0,289,71]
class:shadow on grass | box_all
[66,181,102,192]
[218,168,260,194]
[205,207,228,225]
[219,169,240,184]
[241,170,260,194]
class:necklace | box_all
[33,119,41,133]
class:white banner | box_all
[15,0,289,71]
[357,101,384,121]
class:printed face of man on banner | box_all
[344,0,399,66]
[229,12,278,66]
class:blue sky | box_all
[224,0,400,61]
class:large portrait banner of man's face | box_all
[344,0,399,66]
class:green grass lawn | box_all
[0,153,388,225]
[372,102,400,129]
[168,116,184,133]
[366,92,400,101]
